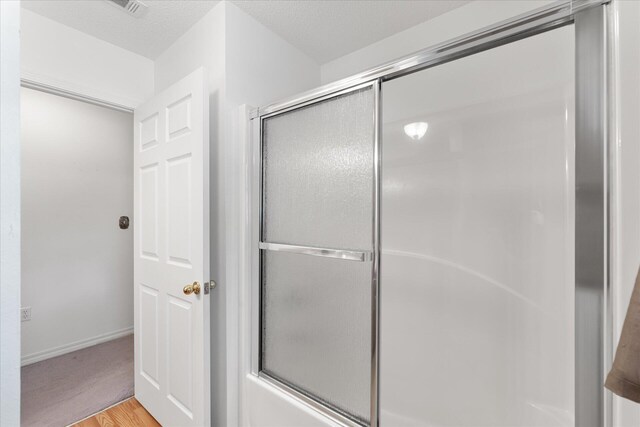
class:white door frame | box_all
[1,3,22,425]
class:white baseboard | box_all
[21,326,133,366]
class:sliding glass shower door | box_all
[250,4,608,427]
[380,26,575,426]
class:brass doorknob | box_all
[183,281,201,295]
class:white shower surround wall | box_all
[380,26,575,426]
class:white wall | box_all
[21,87,134,365]
[153,3,320,426]
[1,1,22,425]
[224,2,319,108]
[320,0,553,84]
[612,1,640,426]
[153,4,226,96]
[21,9,154,109]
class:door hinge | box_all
[204,280,217,295]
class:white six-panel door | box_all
[134,68,209,427]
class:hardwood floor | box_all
[72,398,161,427]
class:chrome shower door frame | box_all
[248,1,612,426]
[255,80,380,427]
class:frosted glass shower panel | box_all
[380,27,575,426]
[260,86,376,424]
[262,87,374,250]
[261,251,372,423]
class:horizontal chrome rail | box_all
[250,0,609,119]
[259,242,372,262]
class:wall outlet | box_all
[21,307,31,322]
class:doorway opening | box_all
[20,85,135,426]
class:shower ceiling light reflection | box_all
[403,121,428,140]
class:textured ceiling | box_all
[230,0,471,63]
[21,0,220,59]
[21,0,471,63]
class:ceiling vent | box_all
[106,0,148,18]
